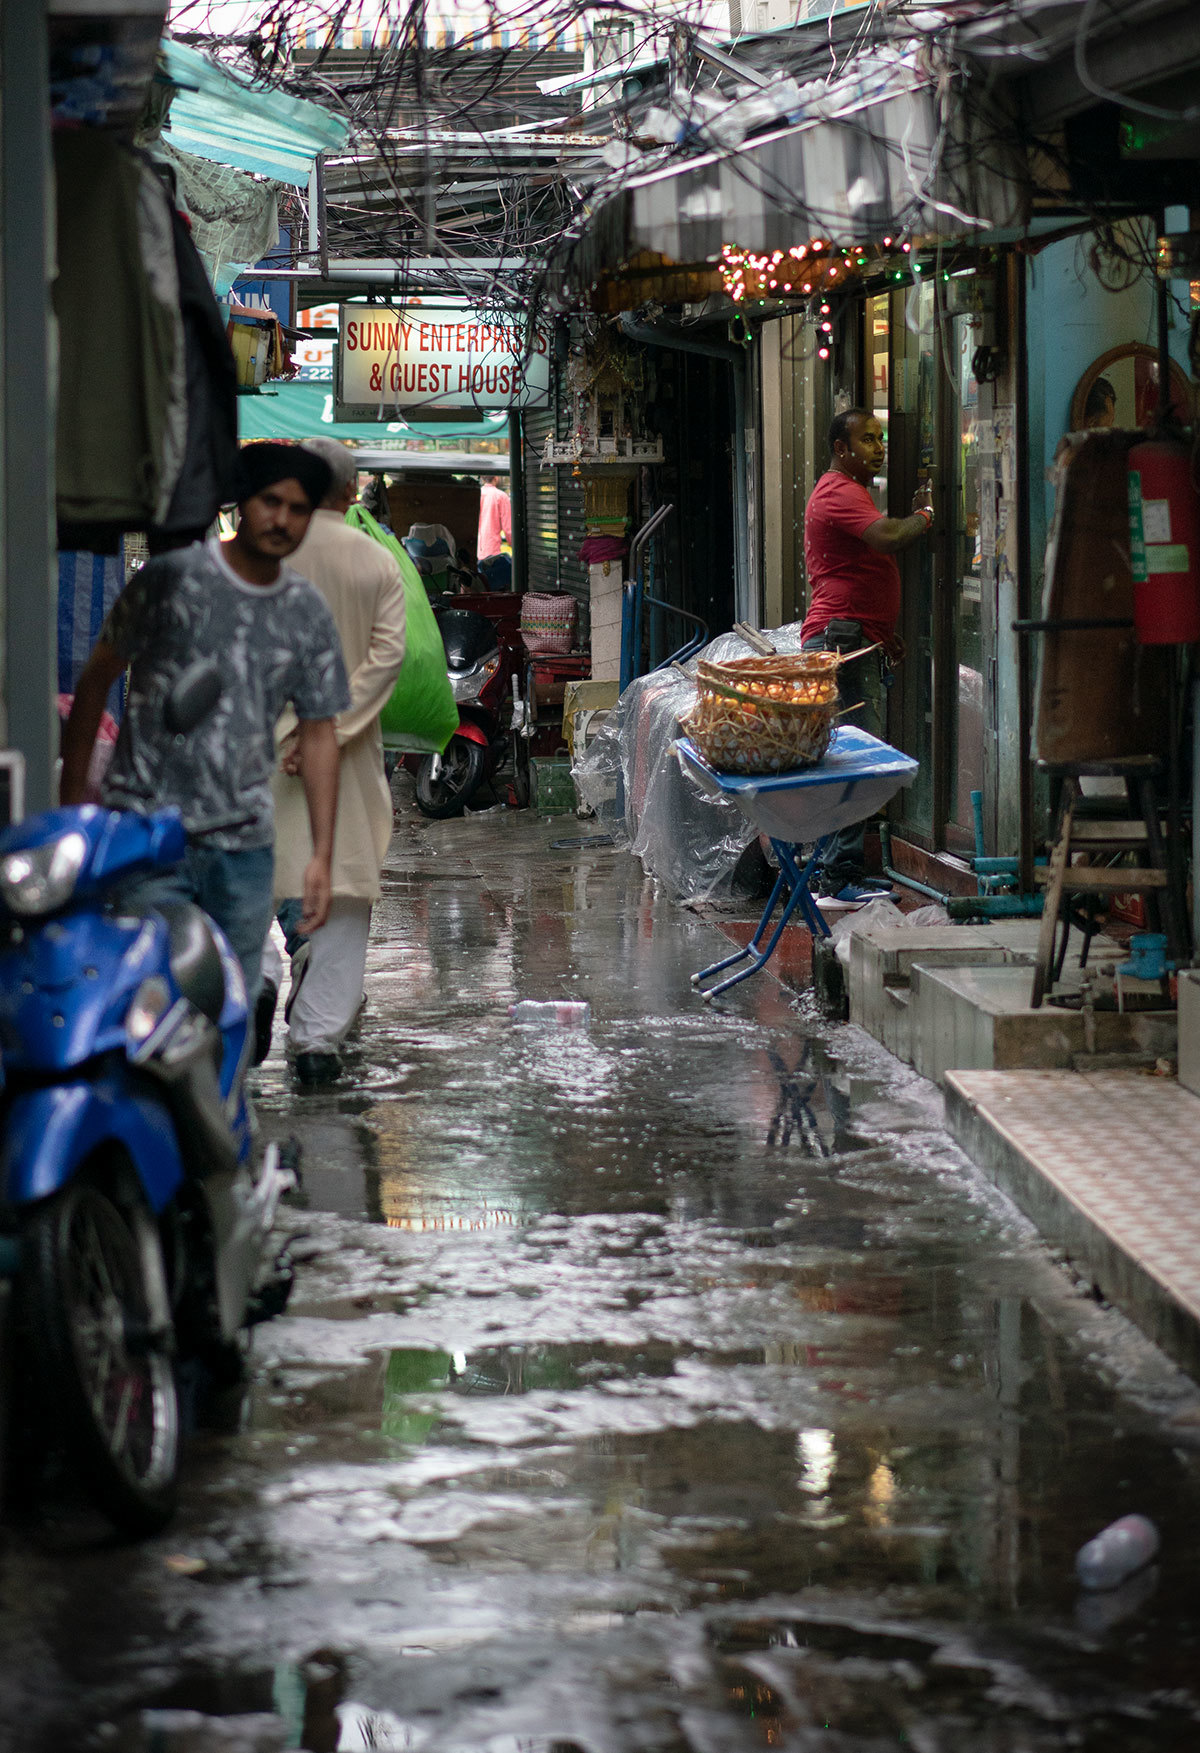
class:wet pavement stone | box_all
[3,791,1200,1750]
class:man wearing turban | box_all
[61,443,351,1004]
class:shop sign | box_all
[293,301,337,382]
[335,302,551,417]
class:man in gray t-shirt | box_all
[61,443,351,1002]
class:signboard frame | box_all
[334,300,551,421]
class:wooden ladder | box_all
[1031,758,1183,1007]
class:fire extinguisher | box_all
[1127,438,1200,644]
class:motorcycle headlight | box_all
[126,975,171,1045]
[0,831,87,917]
[449,654,500,703]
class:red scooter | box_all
[410,602,526,817]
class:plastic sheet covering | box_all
[160,144,281,297]
[573,623,809,900]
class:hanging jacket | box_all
[151,199,239,543]
[55,134,238,551]
[54,131,179,532]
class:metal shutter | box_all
[522,407,558,596]
[555,457,588,604]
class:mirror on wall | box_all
[1070,343,1192,431]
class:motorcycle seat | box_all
[158,902,226,1023]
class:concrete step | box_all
[946,1068,1200,1379]
[910,962,1176,1085]
[848,922,1039,1066]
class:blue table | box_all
[676,727,918,999]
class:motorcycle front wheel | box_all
[21,1178,179,1534]
[414,736,487,818]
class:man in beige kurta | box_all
[265,438,406,1083]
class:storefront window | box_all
[868,294,889,514]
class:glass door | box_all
[889,282,936,840]
[882,282,988,853]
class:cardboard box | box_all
[562,680,619,758]
[386,476,480,557]
[530,757,577,814]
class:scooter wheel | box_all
[414,736,487,818]
[20,1178,179,1535]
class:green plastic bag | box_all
[346,503,458,754]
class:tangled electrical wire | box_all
[164,0,1194,331]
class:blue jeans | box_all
[118,843,275,1004]
[802,633,884,887]
[275,895,308,960]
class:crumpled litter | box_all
[827,897,951,965]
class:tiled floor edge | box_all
[944,1074,1200,1383]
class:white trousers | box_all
[273,897,373,1053]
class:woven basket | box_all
[520,591,577,654]
[696,651,843,698]
[684,659,840,775]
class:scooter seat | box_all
[158,902,226,1023]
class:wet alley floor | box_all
[5,797,1200,1751]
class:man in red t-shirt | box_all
[801,407,933,903]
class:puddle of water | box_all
[17,813,1200,1753]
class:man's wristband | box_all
[913,506,933,528]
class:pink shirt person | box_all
[477,481,512,559]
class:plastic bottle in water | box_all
[1075,1514,1160,1590]
[508,1000,591,1027]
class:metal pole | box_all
[1192,677,1200,954]
[1015,253,1035,895]
[1156,209,1172,428]
[508,411,527,593]
[315,152,329,280]
[2,0,57,812]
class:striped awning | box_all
[293,7,586,53]
[168,2,585,55]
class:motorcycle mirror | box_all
[164,657,222,736]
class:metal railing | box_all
[618,504,709,691]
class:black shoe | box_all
[294,1049,341,1087]
[252,980,278,1067]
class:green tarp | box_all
[162,39,349,186]
[237,378,509,445]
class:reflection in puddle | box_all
[334,1700,424,1750]
[381,1204,520,1233]
[764,1042,837,1155]
[380,1341,683,1447]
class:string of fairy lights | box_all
[720,238,937,357]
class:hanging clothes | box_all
[150,198,239,548]
[55,131,239,553]
[54,130,181,538]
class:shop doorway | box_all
[874,282,991,854]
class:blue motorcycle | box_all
[0,666,296,1533]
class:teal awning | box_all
[237,378,509,444]
[161,39,349,185]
